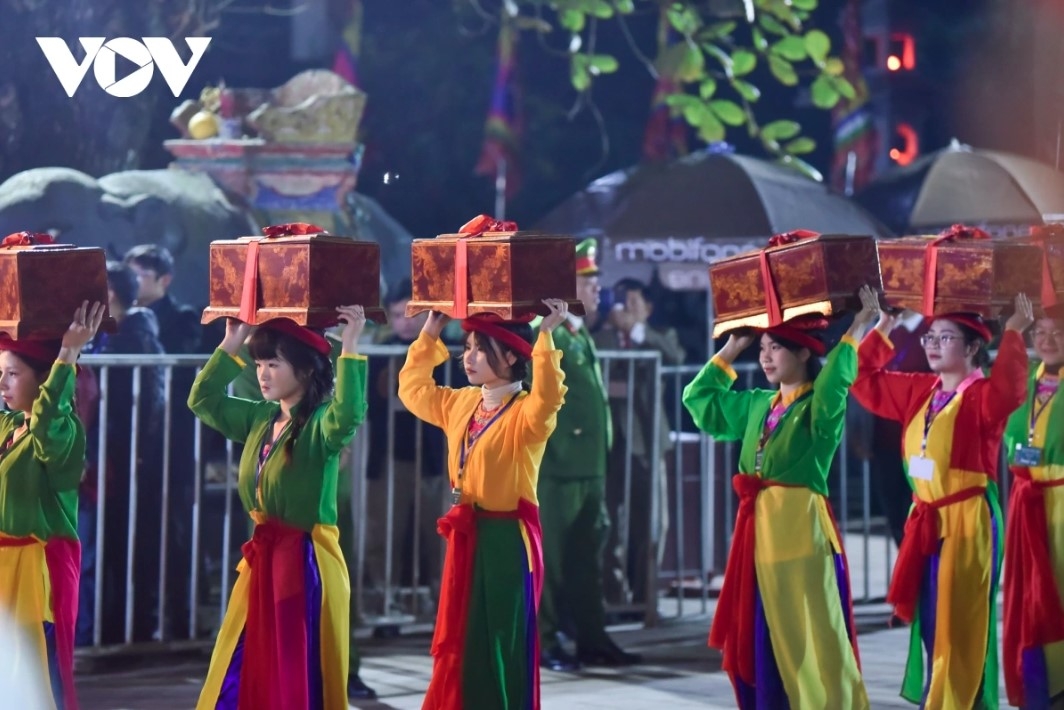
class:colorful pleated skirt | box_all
[197,520,349,710]
[424,500,543,710]
[901,494,1001,709]
[0,534,80,710]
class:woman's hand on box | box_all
[58,300,106,363]
[539,299,569,333]
[220,318,254,356]
[423,311,451,340]
[337,305,367,355]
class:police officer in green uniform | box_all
[537,239,642,671]
[230,333,377,700]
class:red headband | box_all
[757,315,829,356]
[259,318,331,357]
[933,313,992,342]
[461,315,534,359]
[0,337,62,364]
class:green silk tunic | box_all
[0,363,84,540]
[187,350,367,530]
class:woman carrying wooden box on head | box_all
[0,300,106,710]
[682,286,879,709]
[399,299,568,710]
[1002,302,1064,709]
[189,308,368,710]
[852,294,1034,709]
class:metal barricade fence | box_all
[74,347,897,652]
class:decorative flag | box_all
[830,0,877,193]
[332,0,363,87]
[642,8,688,162]
[475,20,523,198]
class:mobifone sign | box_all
[36,37,212,98]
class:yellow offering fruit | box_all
[188,110,220,139]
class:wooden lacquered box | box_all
[406,230,585,319]
[708,234,881,337]
[878,235,1043,317]
[201,233,386,327]
[0,243,116,340]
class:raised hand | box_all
[422,310,451,339]
[58,300,106,363]
[848,285,881,336]
[717,331,755,364]
[1005,293,1035,334]
[539,298,569,332]
[337,304,367,355]
[220,318,254,356]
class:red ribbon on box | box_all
[1030,224,1064,309]
[239,223,326,324]
[452,215,518,319]
[758,230,820,327]
[2,231,55,247]
[921,224,990,316]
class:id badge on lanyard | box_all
[1016,393,1052,467]
[909,370,983,482]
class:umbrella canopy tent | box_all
[857,140,1064,236]
[534,150,892,292]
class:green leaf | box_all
[784,137,816,154]
[613,0,635,13]
[804,29,831,62]
[699,78,718,99]
[682,101,708,126]
[771,36,807,61]
[731,49,757,76]
[768,55,798,86]
[588,54,619,74]
[698,21,737,41]
[709,99,745,126]
[834,75,857,100]
[761,119,801,141]
[758,14,788,36]
[810,74,840,108]
[824,57,845,76]
[667,5,702,35]
[697,111,726,143]
[777,154,824,182]
[791,0,817,9]
[665,93,700,112]
[702,43,732,71]
[570,57,591,91]
[586,0,614,19]
[752,27,768,52]
[678,44,706,82]
[560,9,586,33]
[731,79,761,102]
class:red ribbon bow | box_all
[238,224,326,324]
[2,231,55,247]
[759,230,820,327]
[451,215,519,318]
[1030,224,1064,309]
[921,224,991,315]
[260,223,325,238]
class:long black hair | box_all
[764,332,824,382]
[953,323,992,369]
[247,327,334,460]
[463,322,535,388]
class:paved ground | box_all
[74,606,1004,709]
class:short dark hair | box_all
[124,244,174,276]
[385,277,413,307]
[106,260,139,309]
[613,278,651,302]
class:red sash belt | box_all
[238,519,310,710]
[708,474,803,686]
[0,535,80,709]
[424,499,543,710]
[888,486,986,623]
[1003,466,1064,706]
